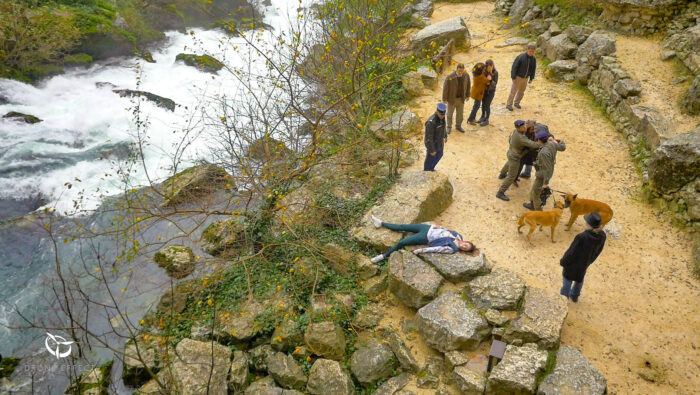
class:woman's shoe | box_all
[467,120,477,125]
[478,119,489,126]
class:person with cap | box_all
[516,119,539,183]
[424,103,447,171]
[496,120,540,201]
[442,63,471,133]
[478,59,498,126]
[467,62,490,125]
[523,132,566,210]
[506,43,537,111]
[368,214,477,264]
[559,212,607,302]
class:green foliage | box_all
[0,357,20,379]
[63,53,93,65]
[533,0,602,28]
[536,348,558,386]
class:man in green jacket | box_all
[442,63,471,134]
[524,132,566,210]
[497,120,540,201]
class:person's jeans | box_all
[518,162,532,178]
[467,99,481,122]
[381,223,431,257]
[560,276,584,299]
[481,90,495,120]
[423,149,444,171]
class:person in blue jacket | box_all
[368,215,476,263]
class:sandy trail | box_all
[390,2,700,394]
[615,35,700,135]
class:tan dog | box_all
[517,200,565,243]
[561,193,613,231]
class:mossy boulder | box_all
[175,53,225,73]
[3,112,42,124]
[201,218,246,255]
[112,89,176,111]
[304,321,346,360]
[122,334,171,387]
[154,245,195,279]
[66,360,113,395]
[0,356,20,379]
[159,164,233,207]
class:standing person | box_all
[442,63,471,133]
[520,120,551,179]
[423,103,447,171]
[523,132,566,210]
[506,43,537,111]
[479,59,498,126]
[368,215,477,263]
[559,212,607,302]
[467,63,489,125]
[497,120,540,201]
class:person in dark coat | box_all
[478,59,498,126]
[467,62,489,125]
[559,212,607,302]
[506,43,537,111]
[424,103,447,171]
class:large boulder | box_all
[388,250,444,308]
[2,112,42,124]
[410,17,471,51]
[350,339,397,386]
[122,334,170,387]
[614,78,642,98]
[507,0,535,26]
[244,376,283,394]
[352,170,453,250]
[175,54,225,73]
[452,365,486,394]
[304,322,346,360]
[112,89,176,111]
[565,25,593,45]
[266,352,307,390]
[576,31,616,68]
[229,351,250,392]
[415,291,490,352]
[306,359,355,395]
[218,299,266,342]
[201,217,246,255]
[503,288,568,349]
[546,60,577,82]
[374,373,411,395]
[538,346,607,395]
[681,75,700,115]
[543,34,578,61]
[159,164,232,207]
[648,127,700,194]
[416,66,438,89]
[486,343,547,394]
[170,338,231,395]
[464,267,526,310]
[402,0,434,27]
[369,109,422,141]
[388,331,420,373]
[420,251,492,282]
[154,245,195,279]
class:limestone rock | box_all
[504,288,568,349]
[388,250,444,308]
[614,79,642,97]
[267,352,307,390]
[2,112,42,124]
[565,25,593,45]
[416,66,438,89]
[352,170,453,250]
[648,127,700,194]
[122,334,170,387]
[201,218,246,255]
[362,274,388,297]
[112,89,176,112]
[170,338,231,395]
[374,372,412,395]
[410,17,471,51]
[369,109,423,141]
[543,34,578,61]
[420,251,491,282]
[452,365,486,394]
[538,346,607,395]
[271,319,303,352]
[415,291,490,352]
[352,303,384,329]
[545,60,577,82]
[229,351,249,392]
[219,299,266,342]
[249,344,275,372]
[350,339,396,386]
[154,245,195,279]
[404,0,434,27]
[486,343,547,394]
[159,164,232,207]
[244,376,283,394]
[388,331,420,372]
[416,356,442,388]
[306,359,355,395]
[626,105,672,150]
[464,267,525,310]
[681,75,700,115]
[484,309,510,326]
[402,72,425,97]
[495,37,531,48]
[175,53,225,73]
[576,31,616,68]
[507,0,535,26]
[304,321,346,360]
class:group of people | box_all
[406,44,605,302]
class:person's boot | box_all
[496,191,510,201]
[456,125,466,133]
[478,119,489,126]
[523,202,535,210]
[498,173,506,179]
[570,295,579,303]
[513,179,519,188]
[506,105,513,111]
[514,103,521,109]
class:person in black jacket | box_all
[506,44,537,111]
[478,59,498,126]
[424,103,447,171]
[559,212,607,302]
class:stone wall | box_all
[598,0,688,35]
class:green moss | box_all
[536,349,558,386]
[175,53,225,72]
[0,357,20,379]
[63,53,94,65]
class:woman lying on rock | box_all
[369,215,477,263]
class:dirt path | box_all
[395,2,700,394]
[615,34,700,135]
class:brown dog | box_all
[561,193,613,231]
[517,200,565,243]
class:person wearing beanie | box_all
[442,63,471,133]
[496,119,540,201]
[506,43,537,111]
[559,212,607,302]
[467,62,489,125]
[523,132,566,210]
[424,103,447,171]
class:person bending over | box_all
[368,215,476,263]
